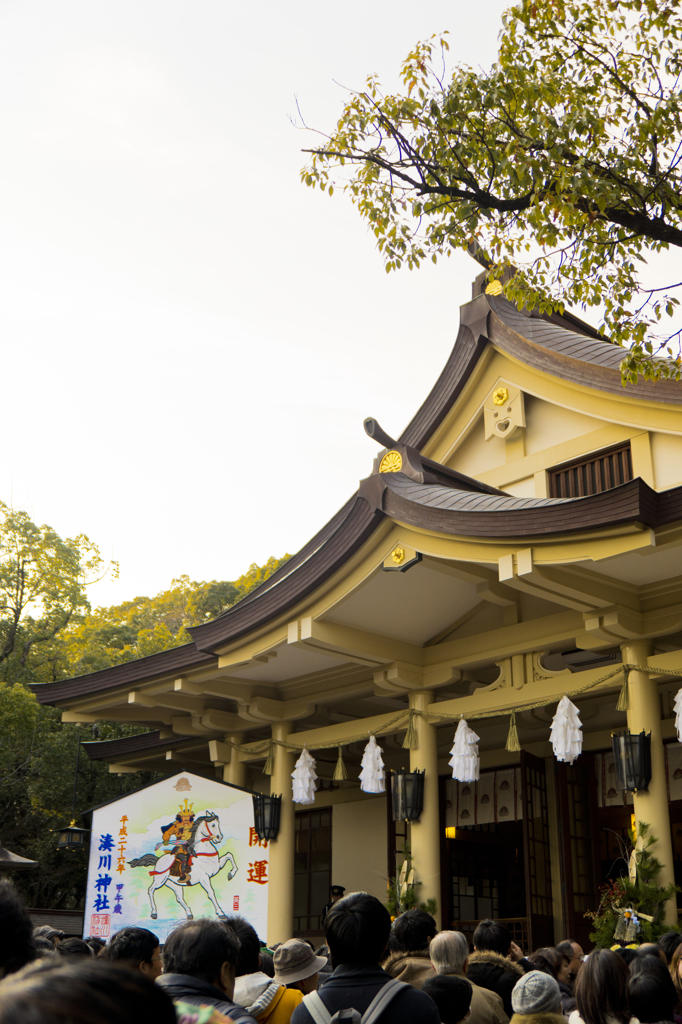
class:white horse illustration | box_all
[129,811,237,920]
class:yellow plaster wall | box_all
[651,433,682,491]
[504,476,536,497]
[523,395,603,456]
[331,797,388,900]
[447,413,507,477]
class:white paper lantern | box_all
[292,748,318,805]
[359,735,385,793]
[674,688,682,743]
[449,718,480,782]
[550,696,583,764]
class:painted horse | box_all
[128,811,237,920]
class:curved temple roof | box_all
[32,284,682,702]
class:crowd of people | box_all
[2,877,682,1024]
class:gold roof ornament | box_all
[392,547,405,565]
[379,450,403,473]
[485,279,504,296]
[493,386,509,406]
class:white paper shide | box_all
[291,748,318,805]
[359,735,385,793]
[550,696,583,764]
[449,718,481,782]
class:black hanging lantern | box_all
[56,728,90,851]
[612,730,652,792]
[56,820,91,851]
[253,794,282,841]
[391,769,425,822]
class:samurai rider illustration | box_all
[128,800,238,920]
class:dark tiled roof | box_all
[82,731,189,760]
[31,644,215,703]
[489,297,682,403]
[374,472,671,536]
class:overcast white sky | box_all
[5,0,668,610]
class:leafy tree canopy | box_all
[302,0,682,383]
[60,555,291,677]
[0,502,116,685]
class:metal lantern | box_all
[56,820,91,851]
[252,794,282,841]
[391,769,425,822]
[612,730,652,792]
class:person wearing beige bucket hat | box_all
[274,940,328,995]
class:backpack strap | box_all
[302,990,334,1024]
[360,979,409,1024]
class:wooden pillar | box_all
[409,690,442,928]
[222,732,247,789]
[621,642,677,925]
[267,721,296,944]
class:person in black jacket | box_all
[157,918,258,1024]
[466,920,531,1019]
[291,893,440,1024]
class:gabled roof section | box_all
[32,274,682,704]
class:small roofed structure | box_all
[0,845,38,872]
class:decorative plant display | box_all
[585,822,680,946]
[385,843,437,919]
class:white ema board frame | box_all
[83,770,269,944]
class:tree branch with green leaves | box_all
[301,0,682,383]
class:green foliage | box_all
[302,0,682,383]
[0,682,156,910]
[586,822,681,946]
[386,844,438,919]
[60,556,291,677]
[0,496,292,909]
[0,502,117,684]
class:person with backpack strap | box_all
[291,893,440,1024]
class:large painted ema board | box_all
[83,771,269,944]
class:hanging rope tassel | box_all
[402,709,419,749]
[262,740,274,775]
[333,745,348,781]
[616,667,630,712]
[505,710,521,752]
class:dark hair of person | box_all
[0,879,36,978]
[84,937,106,955]
[528,947,568,980]
[634,943,665,962]
[629,957,678,1023]
[0,958,176,1024]
[393,908,438,953]
[614,947,637,966]
[472,919,512,958]
[34,937,58,957]
[669,941,682,1008]
[100,927,159,969]
[33,926,64,947]
[659,932,682,966]
[225,916,261,976]
[259,951,275,977]
[574,948,629,1024]
[422,976,473,1024]
[557,940,576,959]
[325,893,391,968]
[57,938,93,960]
[163,919,240,985]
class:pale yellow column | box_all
[223,733,247,789]
[622,642,677,925]
[408,690,442,928]
[266,721,296,944]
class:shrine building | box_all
[33,268,682,949]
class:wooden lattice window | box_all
[549,442,633,498]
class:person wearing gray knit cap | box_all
[510,971,565,1024]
